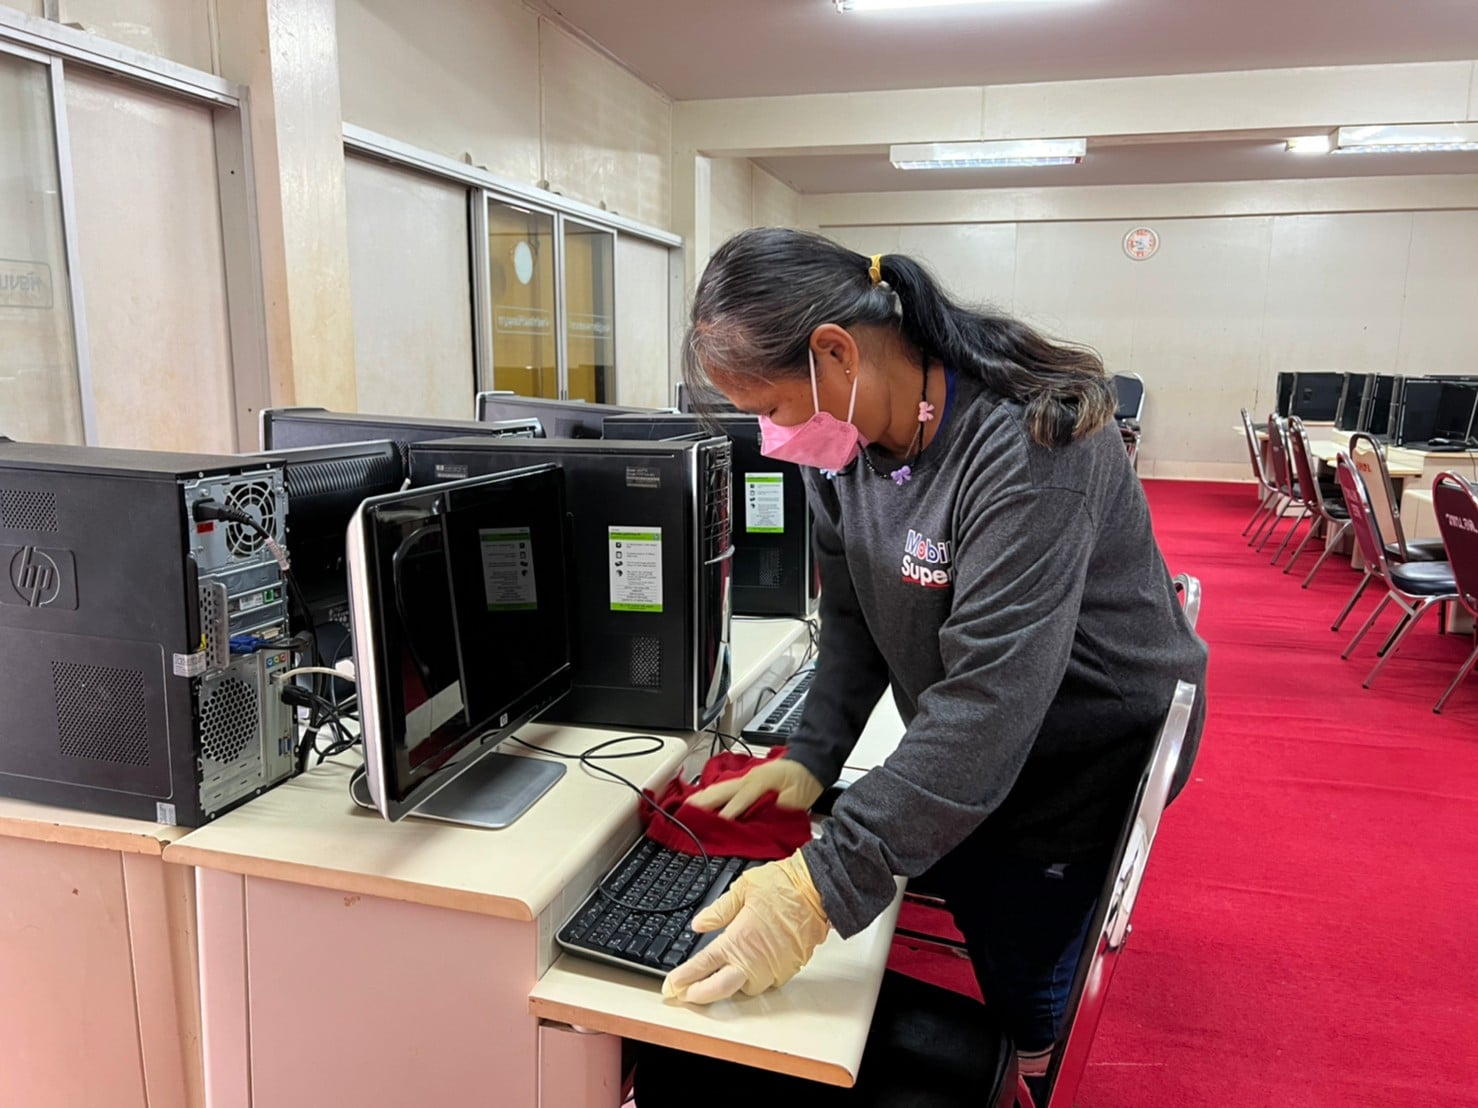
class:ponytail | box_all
[686,228,1115,449]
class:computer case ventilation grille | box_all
[700,442,733,562]
[0,488,59,532]
[630,637,662,689]
[52,661,151,766]
[223,480,280,559]
[201,677,258,764]
[199,581,230,670]
[738,548,785,590]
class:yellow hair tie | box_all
[868,254,884,285]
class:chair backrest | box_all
[1433,473,1478,620]
[1239,408,1272,490]
[1043,680,1199,1108]
[1286,417,1330,514]
[1348,432,1409,560]
[1171,572,1202,631]
[1265,415,1295,498]
[1112,374,1145,423]
[1335,452,1393,580]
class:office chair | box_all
[1282,417,1351,583]
[1239,408,1281,538]
[1111,374,1145,425]
[1333,435,1448,632]
[1111,375,1144,474]
[1430,473,1478,713]
[1334,454,1458,690]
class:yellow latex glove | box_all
[687,758,823,819]
[661,850,830,1005]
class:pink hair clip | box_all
[918,401,935,423]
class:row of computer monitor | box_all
[1276,371,1478,449]
[253,392,817,825]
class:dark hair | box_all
[685,227,1114,448]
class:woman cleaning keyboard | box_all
[641,228,1208,1099]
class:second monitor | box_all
[601,412,817,619]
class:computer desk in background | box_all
[162,618,892,1108]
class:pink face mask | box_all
[758,351,867,471]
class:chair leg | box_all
[1249,496,1285,546]
[1272,507,1312,565]
[1376,612,1412,657]
[1364,599,1432,687]
[1284,514,1321,574]
[1242,495,1271,536]
[1332,572,1374,631]
[1434,640,1478,713]
[1303,521,1350,588]
[1256,505,1291,552]
[1344,592,1394,658]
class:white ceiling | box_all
[755,140,1478,193]
[534,0,1478,101]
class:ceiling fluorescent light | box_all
[890,139,1087,169]
[1285,134,1332,155]
[1334,123,1478,154]
[836,0,1084,11]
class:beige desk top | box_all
[164,619,808,922]
[0,796,186,856]
[529,880,905,1088]
[731,617,812,697]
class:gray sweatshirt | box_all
[791,370,1208,937]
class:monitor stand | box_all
[349,753,565,830]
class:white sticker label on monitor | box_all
[479,527,537,611]
[609,527,662,613]
[744,473,785,534]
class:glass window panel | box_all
[563,221,615,403]
[487,198,557,399]
[0,50,83,444]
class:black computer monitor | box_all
[1430,383,1478,446]
[674,381,740,415]
[259,408,540,458]
[1281,373,1345,421]
[473,392,659,438]
[1361,375,1397,437]
[345,466,574,826]
[602,412,816,618]
[244,440,405,637]
[1335,374,1370,432]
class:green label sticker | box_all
[609,527,662,613]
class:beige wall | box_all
[704,158,803,260]
[344,155,475,420]
[614,235,673,409]
[336,0,672,230]
[827,204,1478,480]
[52,0,214,72]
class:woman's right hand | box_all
[688,758,824,819]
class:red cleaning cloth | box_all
[640,746,813,861]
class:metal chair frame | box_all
[1431,473,1478,713]
[1335,454,1459,689]
[1282,417,1351,583]
[1239,408,1282,538]
[1035,679,1200,1108]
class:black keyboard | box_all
[740,666,816,744]
[557,837,757,977]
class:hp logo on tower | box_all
[2,545,77,609]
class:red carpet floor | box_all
[888,478,1478,1106]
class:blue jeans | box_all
[920,845,1108,1053]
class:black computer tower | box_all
[602,413,817,618]
[0,441,297,825]
[408,437,733,732]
